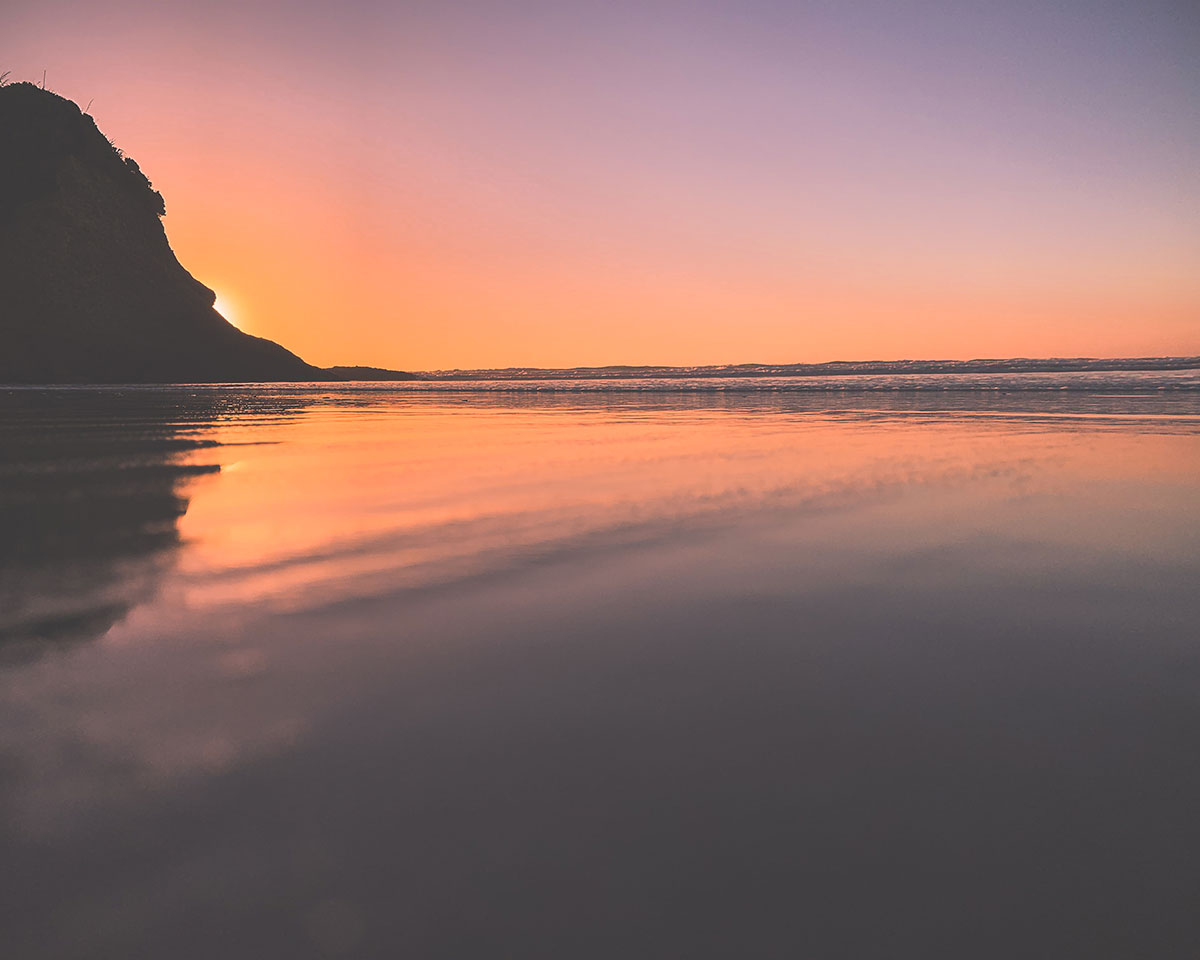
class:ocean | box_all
[2,373,1199,957]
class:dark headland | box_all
[0,81,413,384]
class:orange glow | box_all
[212,291,240,330]
[174,398,1200,613]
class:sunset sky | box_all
[9,0,1199,370]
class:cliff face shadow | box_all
[0,390,237,659]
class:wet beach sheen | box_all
[2,378,1199,958]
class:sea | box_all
[2,370,1199,958]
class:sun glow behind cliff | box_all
[214,293,241,331]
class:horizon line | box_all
[407,355,1200,379]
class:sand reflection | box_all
[1,387,1197,959]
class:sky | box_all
[7,0,1199,369]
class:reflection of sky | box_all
[2,388,1198,838]
[8,1,1200,367]
[1,390,1198,955]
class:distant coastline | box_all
[417,356,1200,381]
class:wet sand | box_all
[2,383,1198,958]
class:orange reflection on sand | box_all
[173,399,1200,613]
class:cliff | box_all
[0,81,334,383]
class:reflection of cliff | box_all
[1,389,328,656]
[0,391,226,655]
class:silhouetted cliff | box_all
[0,82,333,383]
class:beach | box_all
[2,376,1199,957]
